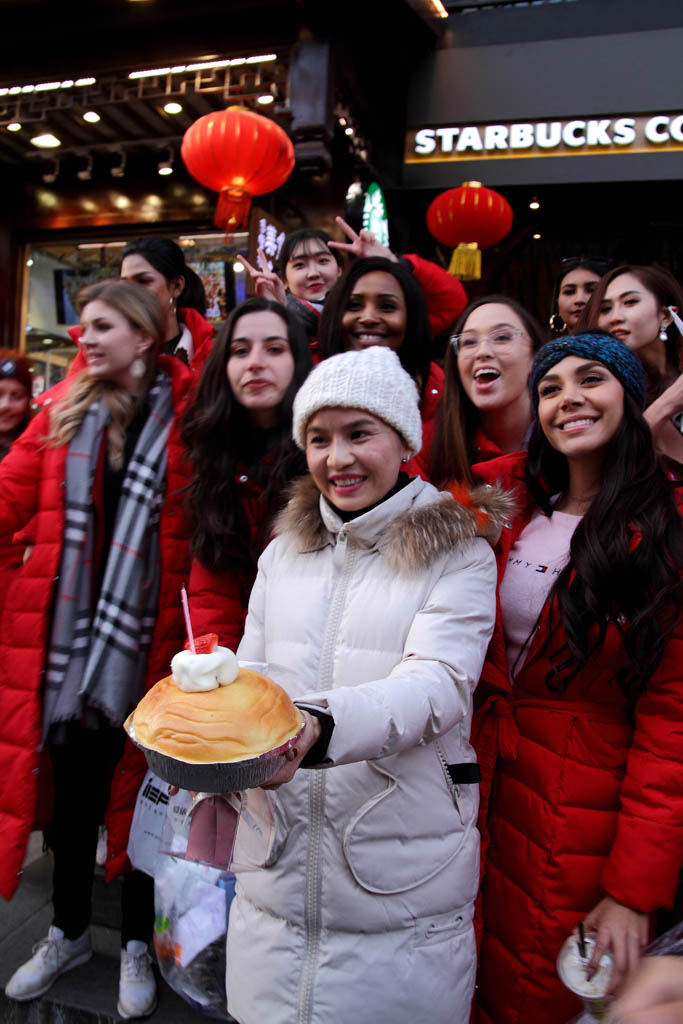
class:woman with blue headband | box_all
[470,332,683,1024]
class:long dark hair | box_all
[181,297,311,580]
[122,237,207,315]
[581,265,683,393]
[431,295,546,487]
[549,257,611,334]
[318,257,433,397]
[526,389,683,702]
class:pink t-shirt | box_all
[499,507,581,678]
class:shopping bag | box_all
[154,853,236,1020]
[127,771,192,878]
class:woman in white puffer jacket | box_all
[227,346,508,1024]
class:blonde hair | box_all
[46,280,165,468]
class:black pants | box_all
[47,723,154,946]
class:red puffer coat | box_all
[472,452,683,1024]
[0,356,193,900]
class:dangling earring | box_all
[401,456,409,464]
[130,357,146,379]
[549,312,565,333]
[659,323,669,341]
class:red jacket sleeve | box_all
[0,410,51,539]
[188,557,247,653]
[601,620,683,911]
[402,253,468,337]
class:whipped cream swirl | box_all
[171,646,239,692]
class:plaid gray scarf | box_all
[42,372,173,741]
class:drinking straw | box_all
[181,584,196,655]
[578,922,587,960]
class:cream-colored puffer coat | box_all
[228,475,508,1024]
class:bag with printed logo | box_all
[127,771,193,878]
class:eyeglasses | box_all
[450,327,525,353]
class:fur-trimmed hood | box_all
[274,474,516,574]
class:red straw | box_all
[181,585,196,654]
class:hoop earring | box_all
[549,312,565,333]
[659,323,669,341]
[130,357,146,379]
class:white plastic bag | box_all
[154,854,236,1019]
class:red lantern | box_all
[426,181,513,280]
[181,106,295,231]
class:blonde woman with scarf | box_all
[2,280,193,1019]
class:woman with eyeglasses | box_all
[549,258,608,335]
[431,296,546,485]
[580,264,683,474]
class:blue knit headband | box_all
[529,333,646,413]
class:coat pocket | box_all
[342,751,476,895]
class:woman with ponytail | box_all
[120,235,214,371]
[1,280,193,1020]
[471,332,683,1024]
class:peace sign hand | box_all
[328,216,398,262]
[236,248,287,305]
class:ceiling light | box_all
[157,147,174,176]
[233,261,245,273]
[42,158,60,184]
[129,53,277,79]
[83,110,101,123]
[529,197,540,210]
[77,154,93,181]
[30,132,61,149]
[533,233,542,240]
[110,150,126,177]
[0,77,96,96]
[163,101,183,114]
[7,122,21,132]
[345,127,354,137]
[43,338,54,346]
[256,94,274,106]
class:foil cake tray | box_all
[126,718,304,793]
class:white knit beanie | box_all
[292,347,423,456]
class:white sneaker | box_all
[118,941,157,1019]
[5,926,92,1001]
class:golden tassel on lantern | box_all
[448,242,482,281]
